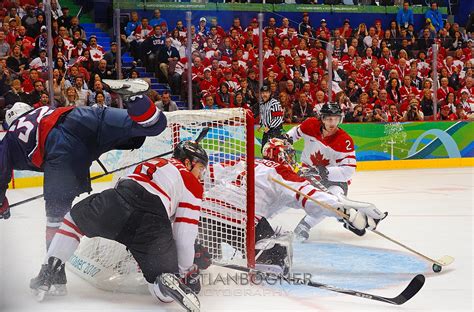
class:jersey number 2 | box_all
[345,140,352,151]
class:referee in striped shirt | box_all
[258,85,284,151]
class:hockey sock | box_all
[45,213,83,264]
[127,95,160,127]
[46,216,63,250]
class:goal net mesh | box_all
[67,108,255,293]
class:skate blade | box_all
[31,288,47,302]
[49,284,67,296]
[255,263,284,276]
[160,274,200,312]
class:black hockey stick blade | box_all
[219,264,425,305]
[195,127,210,143]
[304,274,425,305]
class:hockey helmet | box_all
[262,138,296,168]
[5,102,33,127]
[320,103,342,117]
[173,140,209,167]
[319,102,343,124]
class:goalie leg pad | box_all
[255,217,275,241]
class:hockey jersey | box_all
[206,158,341,222]
[0,97,167,202]
[0,106,73,190]
[287,117,356,183]
[123,158,203,274]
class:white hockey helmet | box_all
[5,102,33,127]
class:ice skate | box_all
[49,263,67,296]
[30,257,63,301]
[157,273,200,312]
[294,218,311,242]
[102,78,150,101]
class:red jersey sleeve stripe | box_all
[178,202,201,211]
[175,217,199,225]
[57,229,80,242]
[130,101,157,123]
[335,155,356,163]
[63,219,83,236]
[302,189,317,208]
[295,185,305,201]
[129,174,171,201]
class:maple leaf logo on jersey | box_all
[310,151,330,167]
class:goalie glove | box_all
[194,243,212,270]
[181,264,201,295]
[337,194,388,236]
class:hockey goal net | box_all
[67,108,255,293]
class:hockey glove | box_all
[194,243,212,270]
[181,264,201,295]
[340,208,382,237]
[0,197,10,220]
[299,166,329,184]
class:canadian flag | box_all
[90,48,104,62]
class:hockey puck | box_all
[432,263,442,273]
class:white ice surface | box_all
[0,167,472,312]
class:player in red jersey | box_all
[286,103,363,241]
[30,141,209,311]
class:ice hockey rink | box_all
[0,167,472,312]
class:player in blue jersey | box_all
[0,79,167,251]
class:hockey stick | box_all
[9,127,210,209]
[218,264,425,305]
[269,177,454,271]
[88,126,210,182]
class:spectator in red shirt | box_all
[33,92,50,108]
[199,67,218,96]
[437,77,455,101]
[339,19,353,39]
[374,89,395,110]
[387,103,403,122]
[437,104,456,120]
[400,75,419,102]
[386,78,401,104]
[453,104,469,120]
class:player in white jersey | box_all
[205,138,386,274]
[30,141,210,312]
[286,103,359,241]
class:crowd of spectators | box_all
[123,2,473,121]
[0,0,473,126]
[0,0,167,126]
